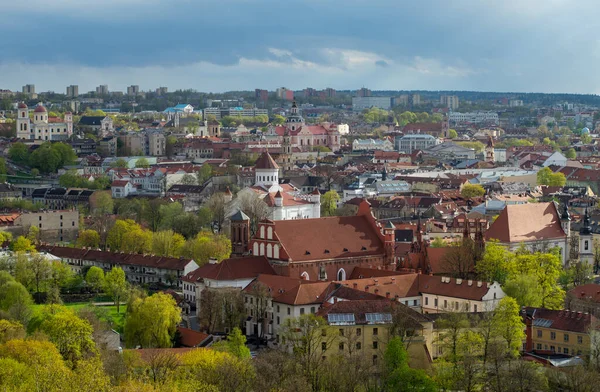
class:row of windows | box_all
[322,341,379,351]
[424,297,478,312]
[540,330,584,344]
[536,344,581,356]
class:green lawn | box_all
[31,302,127,333]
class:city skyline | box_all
[2,1,600,94]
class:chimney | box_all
[386,292,390,299]
[456,278,462,285]
[477,281,483,287]
[208,258,218,264]
[467,280,473,286]
[353,283,358,289]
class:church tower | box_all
[560,202,571,238]
[16,102,30,140]
[485,135,495,162]
[230,210,250,255]
[285,101,305,132]
[280,127,293,171]
[254,151,280,190]
[579,208,594,266]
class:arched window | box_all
[300,271,310,280]
[267,244,272,258]
[260,226,265,239]
[337,268,346,281]
[259,243,265,256]
[267,227,273,240]
[253,243,259,255]
[273,244,280,259]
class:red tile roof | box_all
[484,202,566,243]
[254,151,279,169]
[317,299,430,326]
[177,327,211,347]
[181,256,275,283]
[525,307,597,333]
[268,215,385,262]
[567,283,600,303]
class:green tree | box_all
[321,190,340,217]
[492,297,525,358]
[460,183,485,198]
[104,267,128,314]
[456,141,485,153]
[135,157,150,168]
[40,306,96,364]
[10,236,35,252]
[76,229,100,248]
[477,241,515,284]
[537,167,566,186]
[196,164,214,184]
[124,292,181,348]
[8,142,29,165]
[213,327,251,359]
[85,266,105,294]
[152,230,185,258]
[581,133,593,144]
[565,148,577,159]
[182,231,232,265]
[448,129,458,139]
[272,114,285,125]
[180,173,197,185]
[503,273,543,307]
[430,237,446,248]
[384,337,438,392]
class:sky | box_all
[1,0,599,94]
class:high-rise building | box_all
[303,87,318,98]
[156,87,168,95]
[255,89,268,102]
[352,96,393,111]
[324,88,336,98]
[66,85,79,98]
[276,87,294,101]
[356,87,371,97]
[127,85,140,96]
[96,85,109,95]
[411,93,421,106]
[440,95,459,110]
[22,84,35,94]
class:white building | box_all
[352,96,393,111]
[448,111,499,125]
[396,134,440,153]
[16,103,73,141]
[352,138,394,152]
[543,151,568,168]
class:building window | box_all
[300,308,305,315]
[550,346,555,352]
[356,342,362,350]
[578,336,583,344]
[287,307,291,315]
[356,328,361,336]
[339,342,344,351]
[425,297,429,306]
[564,348,569,355]
[372,355,378,365]
[564,334,569,342]
[536,344,542,350]
[311,307,315,314]
[537,330,542,338]
[373,341,378,349]
[585,240,589,251]
[434,298,438,307]
[551,332,556,340]
[322,329,327,337]
[444,300,447,309]
[413,300,417,306]
[474,304,478,312]
[277,317,280,325]
[339,329,344,336]
[373,328,378,336]
[321,342,327,351]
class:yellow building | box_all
[317,300,434,369]
[524,308,597,357]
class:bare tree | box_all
[205,193,227,233]
[442,238,476,279]
[238,191,271,236]
[248,281,270,340]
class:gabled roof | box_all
[524,307,597,334]
[484,202,566,243]
[79,116,107,126]
[230,210,250,221]
[268,215,385,262]
[177,327,211,347]
[254,151,279,170]
[182,256,275,282]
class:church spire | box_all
[581,208,592,235]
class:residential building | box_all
[127,85,140,96]
[16,103,73,141]
[66,85,79,98]
[111,180,136,198]
[396,134,439,153]
[566,284,600,319]
[22,84,35,95]
[317,300,434,369]
[0,210,79,242]
[484,202,569,264]
[96,85,109,95]
[543,152,568,167]
[156,87,168,95]
[509,99,524,107]
[255,89,269,102]
[402,120,450,138]
[339,273,505,314]
[250,199,395,280]
[524,307,597,357]
[163,104,194,116]
[166,184,209,212]
[98,136,117,157]
[276,87,294,101]
[0,184,22,201]
[32,187,95,210]
[356,88,372,97]
[203,107,268,120]
[352,96,392,111]
[38,245,198,288]
[440,95,459,110]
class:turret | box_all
[309,188,321,218]
[579,208,593,266]
[274,190,283,207]
[560,202,571,237]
